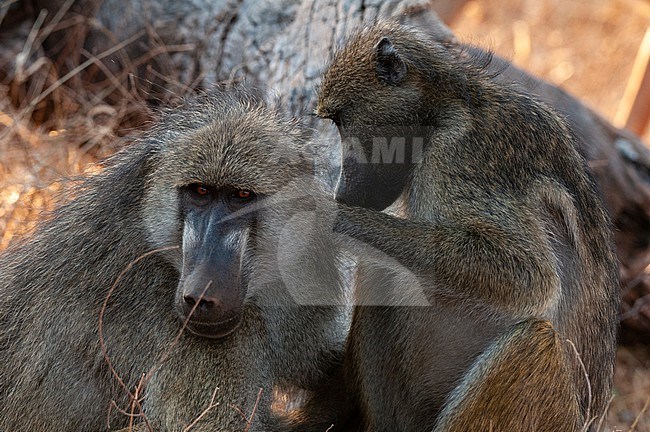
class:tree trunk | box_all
[4,0,650,338]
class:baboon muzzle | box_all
[336,156,411,211]
[177,262,244,339]
[335,129,417,211]
[176,211,247,339]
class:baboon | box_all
[0,89,353,431]
[316,21,619,431]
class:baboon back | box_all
[316,20,619,430]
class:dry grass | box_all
[1,0,649,430]
[452,0,650,142]
[0,19,154,248]
[0,0,194,249]
[608,345,650,431]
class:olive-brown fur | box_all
[317,21,619,431]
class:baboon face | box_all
[143,93,311,338]
[317,29,424,211]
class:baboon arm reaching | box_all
[433,319,582,432]
[335,205,559,316]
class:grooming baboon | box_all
[316,21,619,431]
[0,89,353,431]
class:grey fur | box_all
[0,88,353,431]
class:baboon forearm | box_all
[335,205,557,314]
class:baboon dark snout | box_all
[176,263,245,339]
[177,207,249,339]
[336,160,407,211]
[182,290,220,317]
[183,293,216,309]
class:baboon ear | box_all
[375,37,407,85]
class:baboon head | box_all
[316,21,476,211]
[141,89,315,339]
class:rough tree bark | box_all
[3,0,650,338]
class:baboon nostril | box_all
[198,298,214,309]
[184,295,215,310]
[183,295,196,307]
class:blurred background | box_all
[451,0,650,143]
[0,0,649,429]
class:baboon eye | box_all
[188,183,211,197]
[231,189,255,202]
